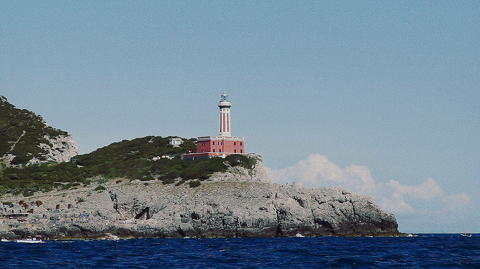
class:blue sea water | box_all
[1,234,479,268]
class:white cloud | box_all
[386,178,443,201]
[267,154,471,217]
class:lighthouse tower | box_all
[219,92,232,137]
[182,93,245,161]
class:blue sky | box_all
[1,1,479,233]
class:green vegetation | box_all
[0,95,68,165]
[0,132,257,196]
[0,95,258,197]
[1,201,13,207]
[180,157,226,180]
[225,154,257,169]
[0,162,88,196]
[189,180,201,188]
[94,185,106,192]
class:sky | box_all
[1,1,479,233]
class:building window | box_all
[213,149,215,152]
[240,149,243,153]
[213,142,215,145]
[219,141,222,145]
[240,142,243,146]
[234,142,236,146]
[234,149,237,153]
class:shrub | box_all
[23,190,34,197]
[180,157,227,180]
[94,185,106,192]
[225,154,256,169]
[139,174,154,181]
[1,201,13,206]
[162,178,175,184]
[175,179,186,186]
[189,180,201,188]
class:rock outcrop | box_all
[27,134,80,164]
[0,179,399,240]
[209,153,272,183]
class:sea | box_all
[1,234,479,268]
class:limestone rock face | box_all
[0,180,399,239]
[28,134,80,164]
[209,153,272,183]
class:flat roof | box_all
[197,136,244,141]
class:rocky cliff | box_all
[0,167,399,240]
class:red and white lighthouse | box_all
[219,92,232,137]
[183,93,245,161]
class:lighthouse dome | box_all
[218,92,232,108]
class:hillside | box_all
[0,134,256,196]
[0,96,257,196]
[0,95,79,166]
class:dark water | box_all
[1,234,479,268]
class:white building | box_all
[168,137,184,147]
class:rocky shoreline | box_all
[0,178,401,240]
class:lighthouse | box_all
[219,92,232,137]
[183,93,245,161]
